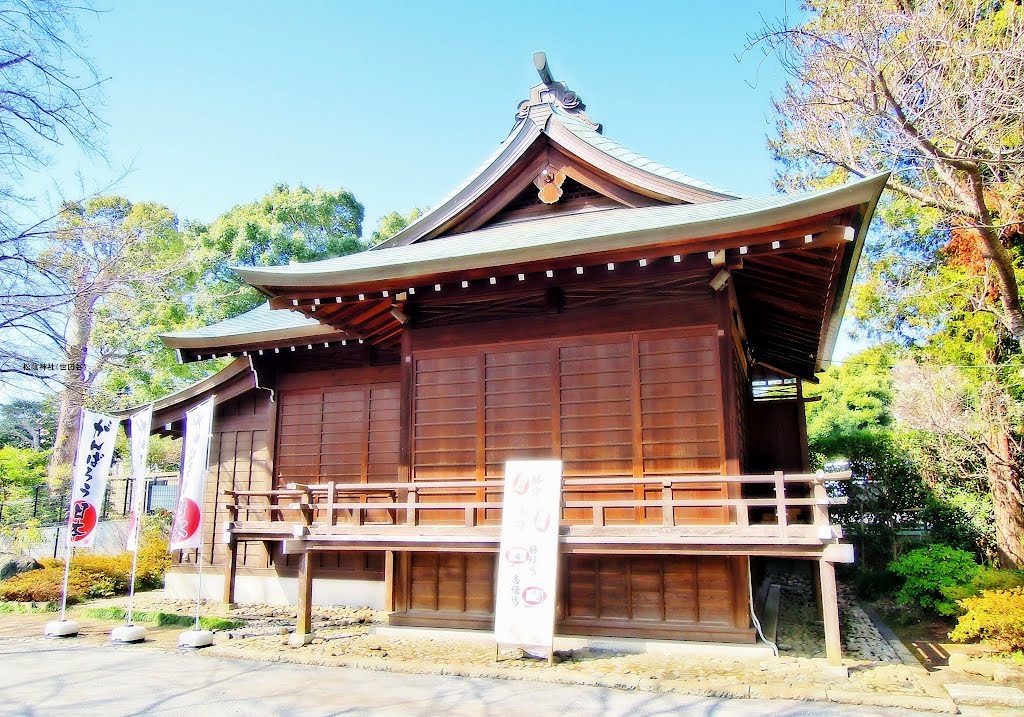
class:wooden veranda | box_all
[221,469,852,662]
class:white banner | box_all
[169,397,215,551]
[67,410,119,548]
[494,460,563,657]
[126,406,153,552]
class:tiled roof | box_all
[236,174,888,290]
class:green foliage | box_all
[80,605,243,630]
[889,544,981,616]
[950,587,1024,651]
[0,399,56,450]
[0,446,48,527]
[806,346,894,445]
[806,353,931,563]
[188,183,366,322]
[0,601,57,614]
[942,566,1024,604]
[370,207,423,245]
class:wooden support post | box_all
[222,538,237,607]
[818,557,842,666]
[295,551,315,641]
[384,550,395,613]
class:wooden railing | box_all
[224,470,850,541]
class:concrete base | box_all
[287,632,314,647]
[820,664,850,680]
[177,630,214,649]
[372,626,776,659]
[43,619,79,637]
[110,624,147,644]
[164,570,385,609]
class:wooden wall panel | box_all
[561,555,745,628]
[406,552,494,616]
[183,390,272,569]
[276,382,400,486]
[411,327,727,527]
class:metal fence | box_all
[29,472,180,527]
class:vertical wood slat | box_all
[629,335,645,524]
[475,350,486,524]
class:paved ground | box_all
[0,638,966,717]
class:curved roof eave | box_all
[160,302,343,351]
[236,173,889,292]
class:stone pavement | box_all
[0,638,984,717]
[4,587,1024,714]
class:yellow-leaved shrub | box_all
[949,587,1024,651]
[0,520,171,604]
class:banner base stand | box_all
[178,629,214,648]
[43,619,79,637]
[110,624,147,643]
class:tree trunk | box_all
[46,292,94,489]
[983,384,1024,568]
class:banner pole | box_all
[58,525,72,621]
[194,548,204,630]
[126,535,140,624]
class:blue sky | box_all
[37,0,800,230]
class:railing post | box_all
[406,487,418,527]
[592,505,605,528]
[299,487,312,529]
[326,482,336,533]
[662,480,674,527]
[774,470,788,538]
[812,469,830,532]
[464,505,474,527]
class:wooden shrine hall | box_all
[149,54,885,664]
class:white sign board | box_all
[494,460,563,657]
[169,397,215,551]
[67,410,119,548]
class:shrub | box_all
[949,587,1024,651]
[889,544,980,616]
[852,565,902,601]
[0,524,171,603]
[942,567,1024,605]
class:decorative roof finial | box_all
[516,52,602,133]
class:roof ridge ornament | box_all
[516,52,602,133]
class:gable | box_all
[376,64,738,250]
[440,137,668,237]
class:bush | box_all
[852,565,903,601]
[889,544,980,616]
[950,587,1024,651]
[0,525,171,603]
[942,567,1024,605]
